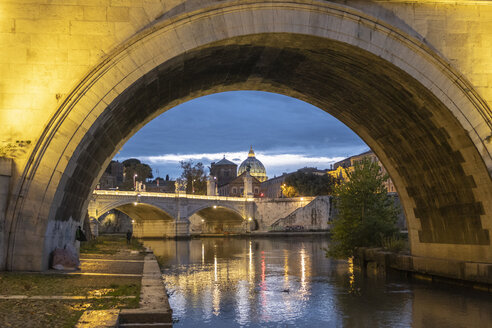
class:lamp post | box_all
[133,173,138,191]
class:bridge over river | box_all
[88,190,330,238]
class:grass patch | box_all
[81,235,144,254]
[0,273,140,297]
[0,274,140,327]
[0,235,145,327]
[0,300,84,328]
[0,297,140,328]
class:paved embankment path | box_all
[76,250,173,327]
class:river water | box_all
[143,237,492,328]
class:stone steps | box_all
[119,324,172,328]
[119,309,173,326]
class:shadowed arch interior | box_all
[55,33,489,246]
[106,203,175,223]
[194,206,245,224]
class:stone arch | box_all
[5,1,492,270]
[186,203,247,221]
[189,205,247,235]
[94,201,176,223]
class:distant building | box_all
[146,177,175,193]
[218,172,262,197]
[327,150,397,193]
[97,160,124,189]
[210,156,238,187]
[210,146,267,197]
[260,174,287,198]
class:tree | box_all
[283,171,337,196]
[327,157,399,258]
[180,160,207,195]
[281,184,298,198]
[120,158,153,190]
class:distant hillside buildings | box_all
[97,148,396,198]
[327,150,396,193]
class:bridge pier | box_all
[0,158,12,271]
[132,219,190,239]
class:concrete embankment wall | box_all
[270,196,331,231]
[355,248,492,290]
[253,197,314,231]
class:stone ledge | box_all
[119,252,173,326]
[356,248,492,289]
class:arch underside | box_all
[106,203,175,223]
[194,206,245,224]
[57,33,490,248]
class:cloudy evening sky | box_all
[115,91,369,179]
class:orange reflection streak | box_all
[298,246,311,299]
[214,255,218,282]
[202,243,205,266]
[249,241,254,282]
[300,248,306,285]
[284,249,289,285]
[213,283,221,316]
[348,256,355,293]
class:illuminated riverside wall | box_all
[0,1,491,272]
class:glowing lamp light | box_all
[131,220,135,223]
[300,197,304,201]
[248,217,252,221]
[213,205,217,209]
[133,202,138,205]
[201,219,205,222]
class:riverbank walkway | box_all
[0,236,172,327]
[76,248,173,327]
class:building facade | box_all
[328,150,397,193]
[218,172,262,197]
[210,157,238,187]
[97,160,124,189]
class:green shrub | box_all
[327,157,400,258]
[380,234,407,253]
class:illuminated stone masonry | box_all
[0,0,490,272]
[88,190,315,237]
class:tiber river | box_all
[143,237,492,328]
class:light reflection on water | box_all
[144,237,492,328]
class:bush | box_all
[327,157,399,258]
[380,234,407,253]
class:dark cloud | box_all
[116,91,367,178]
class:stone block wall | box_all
[1,0,490,176]
[98,210,132,234]
[254,197,315,231]
[270,196,331,231]
[0,158,12,271]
